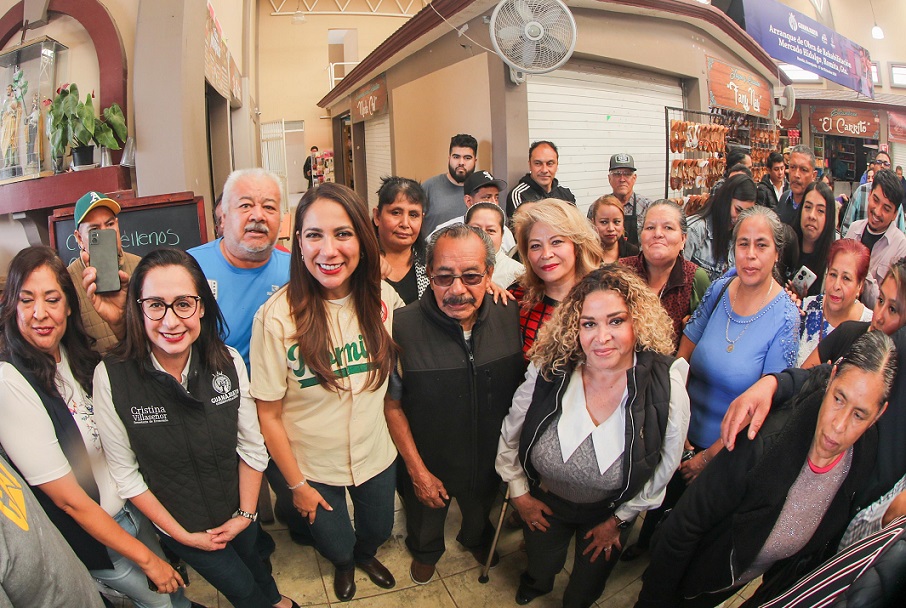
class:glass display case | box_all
[0,36,67,182]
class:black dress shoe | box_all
[515,584,545,605]
[620,542,647,562]
[333,567,356,602]
[357,557,396,589]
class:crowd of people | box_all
[2,132,906,608]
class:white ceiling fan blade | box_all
[522,40,538,67]
[498,25,525,42]
[514,0,535,22]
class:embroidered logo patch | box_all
[131,406,169,424]
[211,371,240,405]
[212,371,232,394]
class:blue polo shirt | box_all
[189,238,291,369]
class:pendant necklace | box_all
[725,280,774,353]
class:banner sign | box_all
[889,112,906,144]
[351,74,388,123]
[706,56,772,118]
[743,0,874,99]
[809,106,880,140]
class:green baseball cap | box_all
[74,191,121,225]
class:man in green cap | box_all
[66,191,141,354]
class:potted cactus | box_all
[47,84,127,167]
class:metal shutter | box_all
[365,114,392,210]
[527,67,683,213]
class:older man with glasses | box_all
[384,224,525,585]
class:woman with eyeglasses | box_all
[251,183,402,602]
[93,248,298,608]
[0,246,187,608]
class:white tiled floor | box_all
[106,494,759,607]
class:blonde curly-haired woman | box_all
[496,265,691,608]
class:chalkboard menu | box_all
[49,194,207,265]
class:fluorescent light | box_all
[779,63,820,82]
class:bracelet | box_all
[700,451,711,464]
[234,509,258,522]
[288,479,307,491]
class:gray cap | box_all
[609,153,636,172]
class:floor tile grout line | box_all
[439,576,461,608]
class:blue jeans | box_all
[161,519,280,608]
[90,503,189,608]
[306,461,396,570]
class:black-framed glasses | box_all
[878,160,891,167]
[429,271,488,287]
[137,296,202,320]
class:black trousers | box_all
[521,488,631,608]
[399,468,497,565]
[634,468,686,549]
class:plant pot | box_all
[72,145,95,167]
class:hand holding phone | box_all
[791,265,817,297]
[88,229,120,293]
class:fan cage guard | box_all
[489,0,578,75]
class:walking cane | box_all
[479,487,510,583]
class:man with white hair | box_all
[189,169,307,552]
[189,168,289,369]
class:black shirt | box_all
[816,320,871,364]
[861,227,885,252]
[387,263,419,305]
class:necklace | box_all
[724,280,774,352]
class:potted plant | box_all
[47,84,127,168]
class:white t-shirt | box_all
[0,349,123,516]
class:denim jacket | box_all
[684,214,734,281]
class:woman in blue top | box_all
[679,205,799,479]
[622,206,799,562]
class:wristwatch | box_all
[234,509,258,522]
[612,513,632,529]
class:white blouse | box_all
[496,358,690,523]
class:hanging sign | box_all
[809,106,880,139]
[351,75,388,123]
[204,2,230,98]
[706,56,772,118]
[743,0,874,99]
[888,112,906,144]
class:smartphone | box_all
[791,265,818,296]
[88,229,121,293]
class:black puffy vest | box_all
[518,350,674,511]
[105,349,241,533]
[394,292,525,496]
